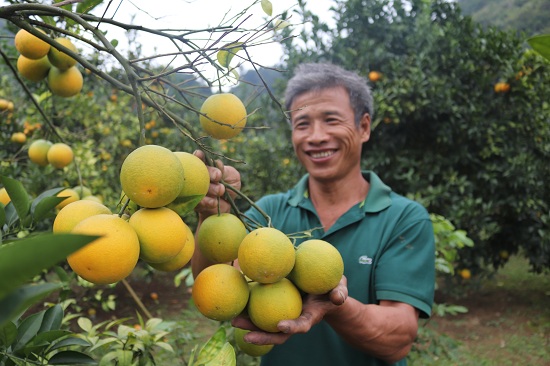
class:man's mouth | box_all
[309,150,336,159]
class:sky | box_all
[89,0,335,82]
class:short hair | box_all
[284,63,374,126]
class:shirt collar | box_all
[288,171,392,213]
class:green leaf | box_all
[0,233,98,300]
[217,42,243,68]
[32,188,67,222]
[0,203,5,228]
[203,342,236,366]
[39,304,63,332]
[19,330,71,357]
[166,194,204,217]
[12,309,45,353]
[196,326,228,364]
[0,321,17,347]
[0,283,60,328]
[49,336,91,351]
[76,0,103,14]
[527,34,550,61]
[261,0,273,16]
[48,350,97,365]
[0,176,31,225]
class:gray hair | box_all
[284,63,374,126]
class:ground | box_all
[88,255,549,365]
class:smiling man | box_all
[192,63,435,366]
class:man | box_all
[192,63,435,365]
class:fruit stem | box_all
[121,278,153,319]
[223,181,272,229]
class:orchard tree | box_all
[277,0,550,272]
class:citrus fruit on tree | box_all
[149,222,195,272]
[81,195,103,204]
[47,66,83,97]
[55,188,80,210]
[10,132,26,144]
[197,213,247,263]
[233,327,274,357]
[17,54,51,82]
[0,188,10,205]
[119,145,184,208]
[238,227,295,284]
[192,263,250,321]
[128,207,187,263]
[288,239,344,295]
[368,71,383,82]
[47,37,78,70]
[68,214,140,285]
[47,142,74,169]
[166,151,210,215]
[73,185,92,198]
[199,93,247,139]
[14,28,50,59]
[28,139,52,166]
[53,199,112,233]
[247,278,302,333]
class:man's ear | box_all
[359,113,371,143]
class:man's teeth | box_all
[310,151,334,158]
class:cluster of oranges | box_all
[192,219,344,356]
[15,27,83,98]
[53,145,210,285]
[27,139,74,169]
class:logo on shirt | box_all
[358,255,373,265]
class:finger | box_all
[277,310,318,335]
[193,150,206,161]
[244,330,291,346]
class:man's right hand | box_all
[193,150,241,219]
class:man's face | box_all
[289,86,371,183]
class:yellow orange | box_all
[167,151,210,215]
[0,188,10,205]
[68,214,140,285]
[233,327,274,357]
[53,199,112,233]
[55,188,80,210]
[119,145,184,208]
[192,263,249,321]
[199,93,247,139]
[238,227,295,284]
[47,37,78,70]
[14,28,50,60]
[149,222,195,272]
[48,66,83,97]
[10,132,27,144]
[28,139,52,166]
[47,142,74,169]
[368,71,383,82]
[288,239,344,295]
[128,207,187,263]
[17,54,51,82]
[247,278,302,333]
[197,213,247,263]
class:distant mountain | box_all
[456,0,550,36]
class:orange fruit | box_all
[68,214,140,285]
[119,145,184,208]
[47,37,78,70]
[247,278,302,333]
[48,66,83,97]
[233,327,274,356]
[0,187,10,206]
[199,93,247,139]
[288,239,344,295]
[192,263,250,321]
[149,222,195,272]
[166,151,210,215]
[10,132,27,144]
[28,139,52,166]
[55,188,80,210]
[14,28,50,59]
[128,207,187,263]
[238,227,295,284]
[53,199,112,233]
[47,142,74,169]
[17,54,51,82]
[368,71,382,82]
[197,213,247,263]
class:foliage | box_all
[278,0,550,273]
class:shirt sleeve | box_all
[374,204,436,318]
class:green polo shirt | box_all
[244,171,435,366]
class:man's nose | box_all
[307,122,328,143]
